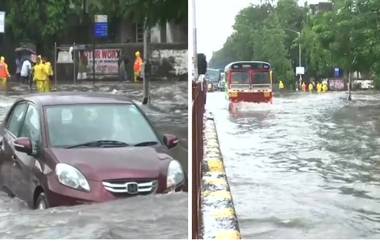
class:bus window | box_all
[231,72,250,84]
[253,72,270,85]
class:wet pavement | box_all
[0,80,187,239]
[207,90,380,239]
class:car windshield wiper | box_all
[66,140,130,149]
[134,141,159,147]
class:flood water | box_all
[207,90,380,238]
[0,80,187,239]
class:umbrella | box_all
[15,47,36,54]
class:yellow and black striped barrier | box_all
[201,113,241,239]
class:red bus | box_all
[225,61,272,107]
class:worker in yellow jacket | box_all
[308,82,314,92]
[322,82,328,92]
[33,56,48,93]
[279,80,285,90]
[317,82,322,93]
[44,59,53,92]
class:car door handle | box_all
[11,154,16,160]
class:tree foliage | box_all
[1,0,187,54]
[210,1,298,85]
[210,0,380,88]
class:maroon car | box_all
[0,93,185,209]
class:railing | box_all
[192,77,207,239]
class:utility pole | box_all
[285,28,302,90]
[142,18,151,105]
[348,71,351,101]
[192,0,198,82]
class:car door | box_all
[11,103,42,203]
[0,101,28,194]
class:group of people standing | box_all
[117,50,144,82]
[0,49,142,93]
[278,80,329,93]
[1,55,53,93]
[301,81,328,93]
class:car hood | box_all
[49,146,172,181]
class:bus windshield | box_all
[253,72,270,85]
[231,71,250,84]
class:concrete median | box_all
[201,113,241,239]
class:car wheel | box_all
[35,192,49,210]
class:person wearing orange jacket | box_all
[0,56,11,84]
[133,51,143,82]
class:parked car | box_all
[353,79,374,90]
[0,93,185,209]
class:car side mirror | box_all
[163,134,179,149]
[14,137,33,155]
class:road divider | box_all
[201,113,241,239]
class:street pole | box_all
[54,42,57,89]
[298,32,302,90]
[142,19,150,105]
[298,32,301,67]
[348,71,352,101]
[285,28,302,91]
[192,0,198,82]
[73,42,76,84]
[92,29,95,86]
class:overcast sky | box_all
[195,0,325,61]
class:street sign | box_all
[94,15,107,23]
[296,66,304,75]
[94,15,107,38]
[0,11,5,33]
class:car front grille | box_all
[102,180,158,195]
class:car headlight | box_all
[55,163,90,192]
[166,160,184,190]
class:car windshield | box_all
[45,104,160,148]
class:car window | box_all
[46,104,159,147]
[19,105,41,149]
[6,102,28,137]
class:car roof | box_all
[18,92,135,106]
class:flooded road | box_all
[0,80,187,239]
[207,90,380,238]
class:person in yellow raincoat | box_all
[279,80,285,90]
[317,82,322,93]
[322,82,328,92]
[43,59,53,92]
[33,56,48,93]
[308,82,314,92]
[133,51,143,82]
